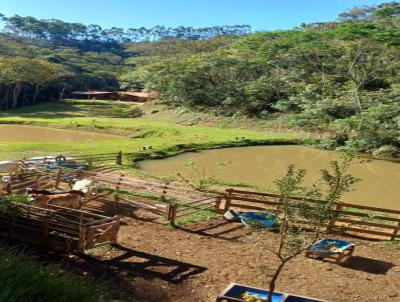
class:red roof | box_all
[71,91,157,99]
[72,91,116,95]
[117,91,157,99]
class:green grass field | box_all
[0,100,301,160]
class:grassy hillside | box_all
[0,100,300,160]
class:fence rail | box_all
[4,157,400,242]
[222,188,400,241]
[79,169,221,224]
[0,203,119,252]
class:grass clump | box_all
[173,209,217,226]
[381,240,400,251]
[0,245,104,302]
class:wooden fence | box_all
[0,203,119,253]
[71,152,123,165]
[4,159,399,242]
[3,169,61,194]
[222,188,400,241]
[166,196,222,225]
[78,169,221,224]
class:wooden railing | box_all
[167,196,222,225]
[72,152,123,165]
[4,169,60,194]
[77,169,221,224]
[7,163,399,241]
[0,203,119,252]
[222,188,400,241]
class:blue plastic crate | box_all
[239,212,277,228]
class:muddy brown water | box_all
[138,145,400,210]
[0,124,122,142]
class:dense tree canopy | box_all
[0,13,251,51]
[126,2,400,155]
[0,57,68,109]
[0,2,399,155]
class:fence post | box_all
[113,194,121,216]
[54,168,62,189]
[165,204,171,220]
[160,185,168,203]
[390,219,400,241]
[78,225,88,252]
[170,205,177,225]
[35,175,42,189]
[214,196,222,212]
[116,151,123,165]
[224,188,233,211]
[5,182,12,194]
[327,202,343,233]
[115,174,124,192]
[166,204,177,225]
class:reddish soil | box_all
[72,201,400,302]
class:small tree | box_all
[260,151,360,302]
[176,159,231,191]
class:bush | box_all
[0,194,32,215]
[372,145,399,158]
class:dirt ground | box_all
[72,200,400,302]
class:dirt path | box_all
[80,209,400,302]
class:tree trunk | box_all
[3,87,10,110]
[352,82,363,114]
[59,84,66,100]
[268,261,286,302]
[33,84,41,104]
[12,83,21,109]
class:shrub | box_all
[0,194,32,215]
[372,145,399,158]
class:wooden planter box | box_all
[216,283,327,302]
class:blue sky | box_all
[0,0,383,30]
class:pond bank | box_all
[138,145,400,210]
[0,124,123,142]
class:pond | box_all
[0,124,122,142]
[138,145,400,210]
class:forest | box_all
[0,1,399,156]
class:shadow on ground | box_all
[178,219,250,241]
[342,256,395,274]
[81,244,207,284]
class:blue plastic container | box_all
[223,285,285,302]
[239,212,277,228]
[309,238,353,255]
[219,283,326,302]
